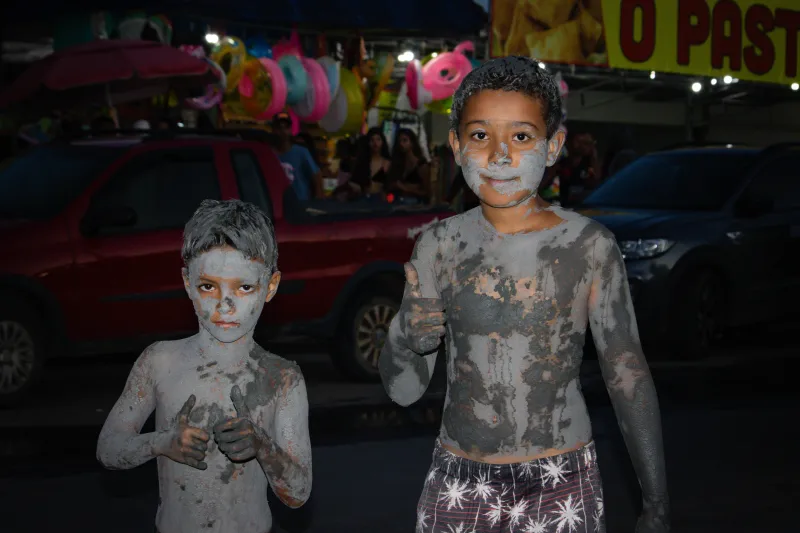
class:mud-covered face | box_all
[183,246,280,344]
[450,90,564,208]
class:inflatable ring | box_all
[453,41,475,55]
[186,58,226,110]
[258,58,287,119]
[422,50,473,101]
[340,68,365,134]
[239,58,274,118]
[368,53,395,109]
[317,56,340,99]
[294,58,331,123]
[405,59,431,111]
[211,36,247,95]
[320,67,364,134]
[279,55,308,106]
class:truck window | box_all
[231,149,274,220]
[88,147,221,235]
[0,144,125,220]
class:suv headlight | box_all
[619,239,674,260]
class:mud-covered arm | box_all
[378,226,442,407]
[588,233,670,528]
[97,343,162,469]
[256,370,312,508]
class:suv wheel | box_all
[669,269,726,358]
[332,292,400,382]
[0,301,46,405]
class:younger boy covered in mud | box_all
[379,57,669,533]
[97,199,311,533]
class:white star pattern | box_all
[485,496,505,526]
[523,514,553,533]
[519,460,537,479]
[541,457,569,489]
[425,468,439,486]
[439,478,469,510]
[469,472,496,502]
[553,494,585,533]
[508,498,530,527]
[446,522,473,533]
[416,509,429,533]
[583,446,594,466]
[593,494,604,532]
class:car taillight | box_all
[386,193,395,203]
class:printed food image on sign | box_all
[491,0,607,65]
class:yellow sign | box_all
[603,0,800,85]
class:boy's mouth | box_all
[212,320,240,329]
[483,176,519,186]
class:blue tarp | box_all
[6,0,487,35]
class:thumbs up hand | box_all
[213,385,262,463]
[157,394,210,470]
[401,263,446,355]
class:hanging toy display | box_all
[294,57,331,123]
[202,30,365,134]
[246,36,273,59]
[421,41,474,101]
[319,67,365,135]
[405,59,431,111]
[211,36,247,94]
[179,45,227,111]
[367,52,395,109]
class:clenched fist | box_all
[401,263,446,355]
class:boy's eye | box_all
[471,131,488,141]
[199,284,215,292]
[240,285,255,293]
[514,133,532,142]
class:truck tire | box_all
[331,286,401,382]
[0,299,47,406]
[668,269,727,359]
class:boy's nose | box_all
[488,141,512,165]
[218,297,235,314]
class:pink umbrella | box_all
[0,39,220,112]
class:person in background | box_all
[386,128,430,204]
[352,127,392,196]
[558,130,601,207]
[294,131,321,167]
[444,167,480,211]
[273,113,323,200]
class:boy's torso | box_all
[425,207,607,461]
[149,338,294,533]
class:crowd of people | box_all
[271,113,434,206]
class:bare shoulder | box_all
[248,344,305,395]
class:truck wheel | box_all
[668,269,726,359]
[332,292,400,382]
[0,300,47,406]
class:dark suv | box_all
[577,143,800,356]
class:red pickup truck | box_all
[0,131,452,404]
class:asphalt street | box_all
[0,332,796,533]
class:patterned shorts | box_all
[416,440,605,533]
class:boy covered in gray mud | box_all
[97,199,311,533]
[380,56,669,533]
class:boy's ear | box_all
[265,271,281,303]
[546,126,567,167]
[182,268,191,294]
[449,130,462,166]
